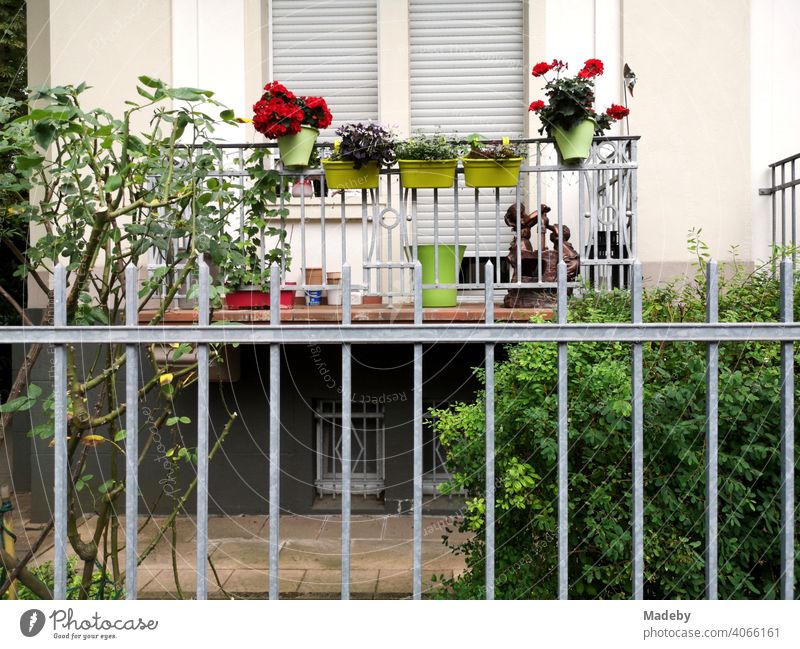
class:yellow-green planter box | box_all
[398,159,458,189]
[322,159,380,189]
[462,157,523,188]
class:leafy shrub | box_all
[2,558,123,600]
[432,258,800,599]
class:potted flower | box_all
[395,133,461,189]
[528,58,630,164]
[221,236,295,310]
[461,134,525,188]
[252,81,332,168]
[322,122,396,190]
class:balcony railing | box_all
[149,136,638,309]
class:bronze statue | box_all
[502,203,580,308]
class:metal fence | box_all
[5,253,796,601]
[760,151,800,266]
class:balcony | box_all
[145,136,638,324]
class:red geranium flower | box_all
[579,58,604,79]
[606,104,630,120]
[532,61,553,77]
[302,95,333,130]
[528,100,545,112]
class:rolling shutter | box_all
[409,0,525,253]
[271,0,378,137]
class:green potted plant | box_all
[396,133,461,189]
[223,157,295,309]
[322,122,396,189]
[528,58,630,164]
[252,81,332,168]
[461,134,525,188]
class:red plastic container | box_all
[225,283,296,310]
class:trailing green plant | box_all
[327,122,396,169]
[432,250,800,599]
[3,558,123,600]
[464,133,524,160]
[395,133,461,160]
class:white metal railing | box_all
[148,137,638,305]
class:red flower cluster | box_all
[528,100,545,112]
[252,81,333,139]
[606,104,630,120]
[531,59,566,77]
[301,95,333,131]
[577,58,604,79]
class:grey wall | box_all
[16,340,486,522]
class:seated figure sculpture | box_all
[502,203,580,308]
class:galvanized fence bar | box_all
[412,261,423,599]
[484,262,495,600]
[124,265,139,600]
[557,260,569,599]
[631,260,644,599]
[195,257,210,600]
[268,265,281,600]
[705,261,719,600]
[779,259,795,600]
[53,263,67,600]
[341,264,352,600]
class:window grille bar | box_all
[413,261,423,599]
[53,263,68,600]
[557,260,569,599]
[705,261,719,599]
[341,265,353,600]
[196,257,210,600]
[631,259,644,599]
[269,265,282,600]
[125,265,140,600]
[484,262,495,600]
[780,259,795,600]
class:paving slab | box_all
[375,569,452,595]
[349,540,464,571]
[224,569,305,594]
[279,539,342,570]
[208,538,270,570]
[298,570,379,595]
[138,568,233,598]
[318,515,385,540]
[207,516,266,539]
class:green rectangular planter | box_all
[462,157,523,188]
[409,244,467,307]
[398,159,458,189]
[322,159,380,189]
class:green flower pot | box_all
[552,119,595,164]
[398,159,458,189]
[322,159,380,189]
[461,157,523,188]
[409,244,467,307]
[277,125,319,168]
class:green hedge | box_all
[432,259,800,599]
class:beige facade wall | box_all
[622,0,751,279]
[25,0,800,288]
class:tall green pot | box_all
[412,244,466,307]
[552,119,595,164]
[277,125,319,168]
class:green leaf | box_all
[113,429,127,442]
[138,75,164,89]
[32,122,57,149]
[13,154,44,171]
[167,87,212,102]
[104,174,123,192]
[0,384,42,413]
